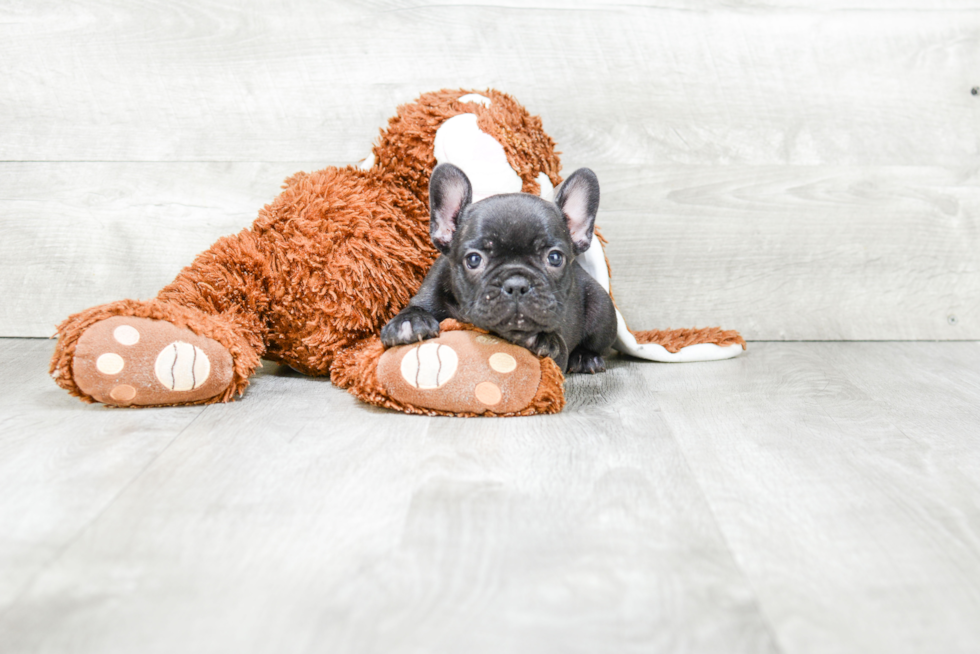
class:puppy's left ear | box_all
[554,168,600,255]
[429,163,473,254]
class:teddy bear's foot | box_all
[377,330,548,414]
[333,320,566,416]
[70,316,234,407]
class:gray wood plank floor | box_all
[1,338,978,653]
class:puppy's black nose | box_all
[502,275,531,297]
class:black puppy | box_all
[380,163,617,373]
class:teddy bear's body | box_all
[50,89,742,415]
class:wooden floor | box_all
[1,338,979,654]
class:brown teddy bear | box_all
[49,89,744,416]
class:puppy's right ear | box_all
[429,163,472,253]
[554,168,600,256]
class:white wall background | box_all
[1,0,978,339]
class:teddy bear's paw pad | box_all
[72,316,234,406]
[377,331,542,414]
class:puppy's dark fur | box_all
[380,163,617,373]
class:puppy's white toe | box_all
[398,321,414,342]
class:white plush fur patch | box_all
[457,93,492,106]
[433,114,523,202]
[537,172,554,201]
[578,233,609,292]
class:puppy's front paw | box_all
[524,331,568,369]
[567,350,606,374]
[381,307,441,348]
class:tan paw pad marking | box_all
[475,335,501,345]
[96,353,125,375]
[155,341,211,391]
[110,385,137,402]
[113,325,140,345]
[488,352,517,373]
[400,342,458,389]
[474,381,502,406]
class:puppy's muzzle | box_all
[471,271,558,332]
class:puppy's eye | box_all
[465,252,483,269]
[547,251,564,267]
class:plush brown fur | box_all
[632,327,746,353]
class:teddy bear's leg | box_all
[332,320,566,417]
[51,230,271,407]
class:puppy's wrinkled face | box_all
[428,163,599,339]
[449,194,572,335]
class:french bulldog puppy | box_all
[380,163,618,373]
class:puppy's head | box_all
[428,163,600,337]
